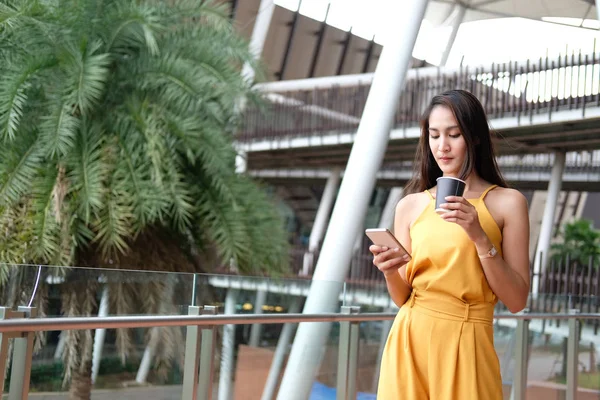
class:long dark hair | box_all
[403,89,508,195]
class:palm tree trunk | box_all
[62,275,97,400]
[69,359,93,400]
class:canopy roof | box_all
[228,0,599,81]
[426,0,597,24]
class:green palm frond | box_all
[162,0,231,29]
[0,69,31,142]
[114,131,167,229]
[0,0,39,32]
[0,203,34,265]
[62,39,110,116]
[195,174,251,268]
[1,0,290,391]
[39,100,80,158]
[94,179,134,259]
[67,124,106,224]
[234,177,290,274]
[104,2,164,56]
[162,138,194,232]
[93,139,134,258]
[30,166,62,262]
[129,54,209,115]
[0,132,42,205]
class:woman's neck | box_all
[442,172,483,192]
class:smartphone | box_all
[365,228,411,258]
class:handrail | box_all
[0,311,593,333]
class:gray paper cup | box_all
[435,177,466,214]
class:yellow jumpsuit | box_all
[377,185,503,399]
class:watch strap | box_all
[478,244,497,259]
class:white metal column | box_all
[276,2,430,399]
[236,0,275,174]
[91,286,109,384]
[378,187,404,230]
[241,0,275,83]
[260,297,301,400]
[219,289,238,400]
[596,0,600,25]
[249,289,268,347]
[135,344,155,384]
[439,4,466,66]
[53,333,66,360]
[302,168,341,275]
[533,152,566,295]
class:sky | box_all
[273,0,600,68]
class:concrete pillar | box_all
[302,168,341,275]
[235,149,247,174]
[249,289,268,347]
[533,151,566,295]
[260,297,301,400]
[439,4,466,66]
[135,345,155,384]
[91,285,109,384]
[53,332,66,360]
[276,2,431,399]
[241,0,276,84]
[236,0,276,174]
[219,289,238,400]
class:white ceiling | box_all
[425,0,598,25]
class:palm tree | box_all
[0,0,290,398]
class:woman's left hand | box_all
[439,196,486,242]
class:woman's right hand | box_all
[369,245,411,277]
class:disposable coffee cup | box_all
[435,177,466,214]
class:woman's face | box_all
[427,105,467,177]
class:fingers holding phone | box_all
[371,247,410,276]
[366,229,412,277]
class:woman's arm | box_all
[441,189,530,312]
[383,268,412,308]
[473,190,530,312]
[371,195,415,308]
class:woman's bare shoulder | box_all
[489,187,528,205]
[487,187,529,219]
[396,191,430,209]
[395,191,431,225]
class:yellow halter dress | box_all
[377,185,503,399]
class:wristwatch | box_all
[478,244,498,259]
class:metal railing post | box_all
[336,306,360,400]
[510,309,529,400]
[0,308,17,399]
[8,306,36,400]
[566,309,580,400]
[198,306,218,400]
[182,306,203,400]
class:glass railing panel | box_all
[23,326,185,398]
[516,294,600,400]
[352,305,392,399]
[214,279,346,400]
[0,264,352,398]
[8,266,600,399]
[492,315,517,398]
[0,263,197,317]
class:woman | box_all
[371,89,530,399]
